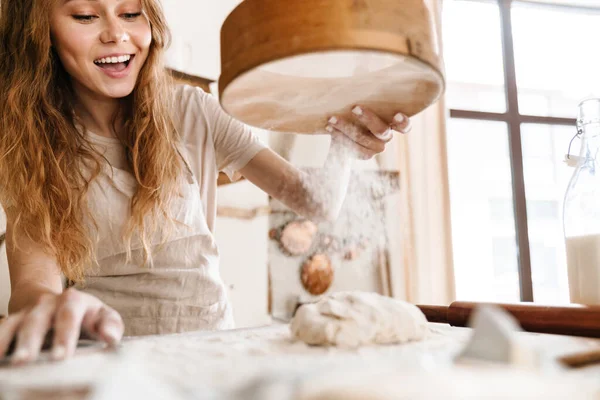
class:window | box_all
[443,0,506,113]
[443,0,599,303]
[512,3,600,118]
[446,119,519,301]
[492,237,519,301]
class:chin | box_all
[101,83,137,99]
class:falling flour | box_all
[290,291,429,348]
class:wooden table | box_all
[0,323,599,399]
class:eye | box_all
[122,12,142,20]
[72,15,98,22]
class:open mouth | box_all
[93,54,135,73]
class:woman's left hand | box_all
[326,106,411,160]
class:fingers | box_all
[350,106,394,141]
[1,289,124,365]
[93,306,124,346]
[390,112,411,134]
[0,312,24,358]
[324,107,412,161]
[80,306,102,341]
[11,296,56,365]
[329,127,377,160]
[51,289,88,361]
[350,105,411,136]
[327,116,386,155]
[81,302,124,346]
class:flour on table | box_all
[290,291,429,348]
[296,368,600,400]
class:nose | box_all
[100,16,130,44]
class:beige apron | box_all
[74,151,234,337]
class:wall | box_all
[162,0,243,81]
[163,0,272,328]
[269,135,403,320]
[215,180,271,328]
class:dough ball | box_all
[290,291,428,348]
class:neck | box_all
[73,82,126,138]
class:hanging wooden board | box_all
[167,68,213,93]
[219,0,445,134]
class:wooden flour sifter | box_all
[218,0,445,134]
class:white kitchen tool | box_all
[455,305,540,367]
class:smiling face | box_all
[50,0,152,100]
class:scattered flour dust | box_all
[3,322,594,399]
[290,291,429,348]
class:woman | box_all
[0,0,411,364]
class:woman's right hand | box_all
[0,288,124,364]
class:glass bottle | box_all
[563,98,600,305]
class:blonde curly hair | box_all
[0,0,184,282]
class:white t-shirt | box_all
[75,84,266,336]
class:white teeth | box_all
[94,54,132,64]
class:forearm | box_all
[6,219,64,314]
[241,144,353,222]
[276,142,352,222]
[8,281,62,314]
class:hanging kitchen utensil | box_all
[280,219,319,256]
[219,0,445,134]
[301,253,334,295]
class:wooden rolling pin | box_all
[416,302,600,338]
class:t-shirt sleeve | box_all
[194,87,266,181]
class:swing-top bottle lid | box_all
[577,98,600,127]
